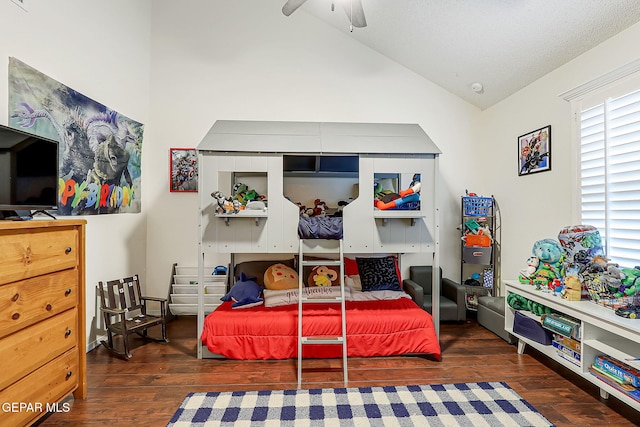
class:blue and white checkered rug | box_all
[167,382,554,426]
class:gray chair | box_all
[403,266,466,322]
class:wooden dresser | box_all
[0,219,86,427]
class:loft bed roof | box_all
[197,120,441,155]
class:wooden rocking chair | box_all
[98,275,169,359]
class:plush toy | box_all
[232,182,264,206]
[527,239,564,288]
[532,239,563,264]
[331,199,352,217]
[519,256,540,281]
[246,200,266,211]
[312,199,328,217]
[603,264,625,293]
[307,265,339,287]
[220,273,263,309]
[264,263,299,290]
[562,275,582,301]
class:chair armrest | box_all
[141,296,168,303]
[442,278,466,320]
[101,307,126,315]
[403,279,423,306]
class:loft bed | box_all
[196,120,442,360]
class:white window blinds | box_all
[580,88,640,267]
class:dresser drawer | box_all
[0,228,78,286]
[0,309,78,390]
[0,269,78,339]
[0,348,78,427]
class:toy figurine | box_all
[211,191,227,213]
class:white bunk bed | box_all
[196,120,442,359]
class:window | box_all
[579,84,640,267]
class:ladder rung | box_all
[301,260,341,266]
[301,297,343,303]
[302,336,344,344]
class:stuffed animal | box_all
[562,275,582,301]
[603,264,625,293]
[264,263,299,290]
[519,256,540,281]
[307,265,339,287]
[220,273,263,309]
[530,239,565,286]
[532,239,563,264]
[313,199,328,217]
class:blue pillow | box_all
[356,256,401,292]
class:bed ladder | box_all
[297,238,347,389]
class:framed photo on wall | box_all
[170,148,198,192]
[518,125,551,176]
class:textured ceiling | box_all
[291,0,640,110]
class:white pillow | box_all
[347,290,411,302]
[264,286,350,307]
[344,274,362,291]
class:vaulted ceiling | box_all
[286,0,640,109]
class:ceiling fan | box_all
[282,0,367,29]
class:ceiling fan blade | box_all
[282,0,308,16]
[342,0,367,28]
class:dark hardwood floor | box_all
[38,315,640,426]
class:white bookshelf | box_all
[504,279,640,411]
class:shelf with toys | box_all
[373,173,424,226]
[505,225,640,412]
[460,193,500,308]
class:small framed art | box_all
[170,148,198,192]
[518,125,551,176]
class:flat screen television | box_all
[0,123,59,217]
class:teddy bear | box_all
[312,199,328,217]
[561,275,582,301]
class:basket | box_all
[462,196,493,217]
[464,234,491,247]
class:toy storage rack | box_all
[460,195,501,301]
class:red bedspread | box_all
[200,298,441,360]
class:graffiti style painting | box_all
[8,57,144,215]
[170,148,198,192]
[518,125,551,176]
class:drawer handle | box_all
[12,293,19,302]
[46,304,52,311]
[66,371,73,380]
[65,329,72,337]
[65,288,72,296]
[65,247,72,254]
[12,313,20,320]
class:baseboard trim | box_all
[87,334,107,353]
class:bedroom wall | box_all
[0,0,151,349]
[479,21,640,282]
[145,0,482,298]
